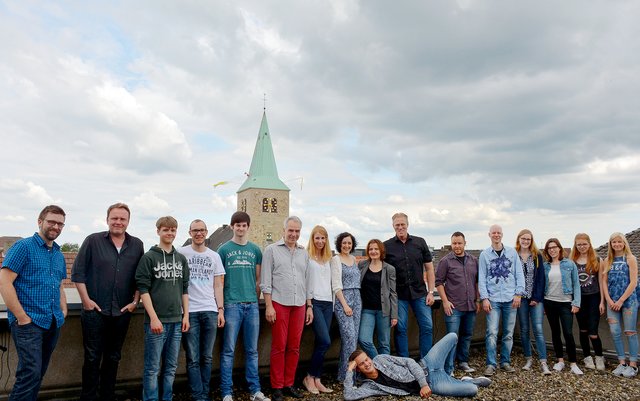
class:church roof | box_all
[237,112,290,192]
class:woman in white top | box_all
[303,225,335,394]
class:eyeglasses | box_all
[190,229,207,234]
[547,246,559,250]
[45,219,65,228]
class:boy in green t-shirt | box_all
[218,212,269,401]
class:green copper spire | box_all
[237,112,290,192]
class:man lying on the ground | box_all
[344,333,490,399]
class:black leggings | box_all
[576,292,603,357]
[544,299,577,362]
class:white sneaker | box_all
[553,361,565,371]
[612,363,627,377]
[522,358,533,371]
[223,395,234,401]
[622,365,638,378]
[583,356,595,370]
[251,392,270,401]
[570,363,584,375]
[461,376,492,388]
[541,361,552,376]
[595,356,606,371]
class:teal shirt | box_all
[218,240,262,304]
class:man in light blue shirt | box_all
[478,224,524,376]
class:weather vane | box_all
[263,93,267,111]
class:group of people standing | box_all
[1,205,638,401]
[263,213,490,400]
[0,204,269,401]
[435,225,638,381]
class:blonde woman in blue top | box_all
[542,238,583,375]
[602,232,638,378]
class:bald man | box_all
[478,225,524,376]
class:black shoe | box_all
[272,389,284,401]
[284,386,304,399]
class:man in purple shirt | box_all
[435,232,479,375]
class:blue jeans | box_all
[143,323,182,401]
[183,311,218,401]
[10,321,61,401]
[443,309,476,372]
[607,301,639,363]
[220,303,261,397]
[359,309,391,358]
[485,301,517,367]
[517,300,547,360]
[421,333,478,398]
[309,300,333,377]
[396,297,432,358]
[80,310,132,401]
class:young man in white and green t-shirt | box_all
[218,211,269,401]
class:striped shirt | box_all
[2,233,67,328]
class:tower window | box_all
[262,197,277,213]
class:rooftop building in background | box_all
[0,236,22,257]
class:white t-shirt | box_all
[545,263,572,303]
[179,246,226,312]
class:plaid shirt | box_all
[2,233,67,329]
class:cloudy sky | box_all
[2,0,639,252]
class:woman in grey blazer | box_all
[358,239,398,357]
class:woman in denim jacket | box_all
[542,238,582,375]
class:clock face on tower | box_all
[262,197,278,213]
[240,198,247,212]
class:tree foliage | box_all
[61,242,79,252]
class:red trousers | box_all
[270,302,305,388]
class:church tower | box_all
[237,112,290,247]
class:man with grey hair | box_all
[384,212,435,358]
[261,216,314,401]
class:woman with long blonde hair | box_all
[302,226,335,393]
[515,229,549,374]
[602,232,638,378]
[569,233,605,371]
